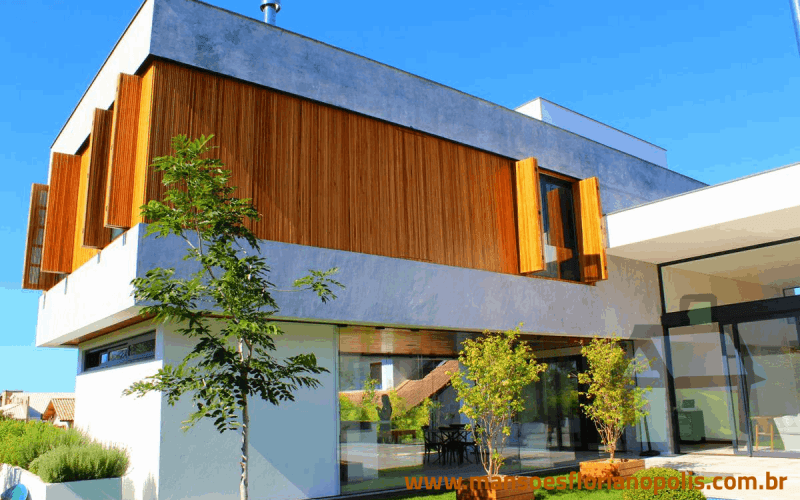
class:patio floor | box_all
[643,454,799,500]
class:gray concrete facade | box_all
[53,0,704,214]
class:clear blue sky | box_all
[1,0,799,392]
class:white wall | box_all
[516,98,668,168]
[74,323,163,500]
[37,225,142,347]
[157,321,339,500]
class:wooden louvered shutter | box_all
[105,73,142,229]
[22,184,59,290]
[83,108,114,248]
[573,177,608,282]
[41,153,82,274]
[515,157,545,273]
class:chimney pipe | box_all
[261,0,281,25]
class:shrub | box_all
[0,419,85,469]
[29,444,129,483]
[623,467,705,500]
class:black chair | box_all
[439,427,467,465]
[422,426,442,464]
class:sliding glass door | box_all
[670,314,800,457]
[728,316,800,456]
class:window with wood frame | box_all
[514,157,608,283]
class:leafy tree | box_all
[123,135,344,500]
[388,392,431,441]
[578,335,651,462]
[339,377,380,422]
[449,325,547,478]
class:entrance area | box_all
[669,314,800,457]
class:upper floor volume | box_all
[21,0,704,293]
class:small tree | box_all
[449,325,547,478]
[123,135,344,500]
[578,336,650,462]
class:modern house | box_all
[19,0,799,499]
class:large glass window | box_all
[337,327,598,494]
[534,174,580,282]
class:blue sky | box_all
[1,0,799,392]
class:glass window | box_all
[83,331,156,371]
[533,174,580,282]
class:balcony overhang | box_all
[606,162,800,264]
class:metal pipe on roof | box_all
[261,0,282,25]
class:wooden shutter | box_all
[41,153,82,274]
[105,73,142,229]
[573,177,608,282]
[83,108,113,248]
[22,184,60,290]
[515,157,545,273]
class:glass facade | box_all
[337,327,612,494]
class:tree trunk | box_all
[240,394,249,500]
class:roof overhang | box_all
[606,162,800,264]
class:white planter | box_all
[1,464,121,500]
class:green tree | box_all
[123,135,344,500]
[578,335,651,462]
[449,325,547,478]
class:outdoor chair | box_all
[422,426,442,464]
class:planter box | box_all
[457,476,538,500]
[1,463,122,500]
[579,458,645,481]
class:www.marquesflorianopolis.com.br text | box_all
[404,472,789,494]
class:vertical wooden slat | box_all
[105,73,142,228]
[573,176,608,282]
[41,153,81,274]
[83,108,113,248]
[515,157,545,273]
[132,64,156,226]
[22,184,59,290]
[73,145,100,271]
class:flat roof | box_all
[606,161,800,263]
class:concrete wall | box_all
[136,233,663,340]
[157,321,339,500]
[50,0,704,214]
[74,322,163,500]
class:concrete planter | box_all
[1,464,122,500]
[579,458,645,481]
[456,476,538,500]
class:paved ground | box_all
[643,454,800,500]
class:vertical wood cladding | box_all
[73,145,100,271]
[573,177,608,282]
[515,158,545,274]
[83,108,113,248]
[105,73,143,228]
[22,184,59,290]
[41,153,82,274]
[131,67,156,226]
[140,61,520,274]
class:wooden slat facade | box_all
[30,60,611,290]
[514,157,545,274]
[73,144,100,271]
[22,184,60,290]
[83,108,113,248]
[573,177,608,282]
[137,60,520,274]
[105,73,143,228]
[41,153,82,274]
